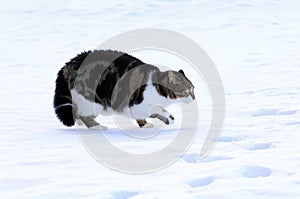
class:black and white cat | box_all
[54,50,195,130]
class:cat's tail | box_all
[53,68,75,126]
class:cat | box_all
[54,50,195,130]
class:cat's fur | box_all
[54,50,195,130]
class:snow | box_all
[1,0,300,198]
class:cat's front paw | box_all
[89,125,108,131]
[165,115,175,125]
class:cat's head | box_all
[167,69,195,103]
[152,69,195,103]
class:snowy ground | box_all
[1,0,300,198]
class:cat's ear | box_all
[179,69,185,76]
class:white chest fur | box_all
[125,84,177,119]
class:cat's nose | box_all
[190,91,195,100]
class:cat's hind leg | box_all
[79,116,108,130]
[149,106,174,125]
[75,119,85,126]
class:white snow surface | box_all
[1,0,300,198]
